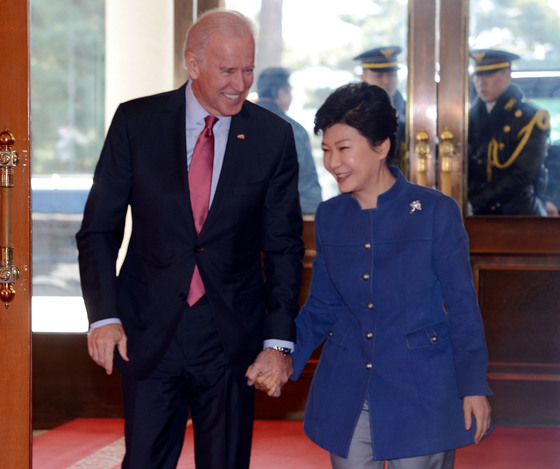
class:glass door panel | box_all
[468,0,560,217]
[406,0,470,209]
[30,0,178,333]
[30,0,105,332]
[227,0,409,201]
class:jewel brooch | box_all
[409,200,422,214]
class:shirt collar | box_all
[485,101,496,113]
[185,80,232,128]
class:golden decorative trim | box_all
[486,109,550,182]
[362,62,398,69]
[474,61,510,72]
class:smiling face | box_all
[186,33,255,116]
[322,123,393,208]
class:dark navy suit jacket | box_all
[77,83,304,379]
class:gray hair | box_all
[184,9,254,64]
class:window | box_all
[31,0,105,332]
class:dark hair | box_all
[257,67,291,99]
[314,82,399,164]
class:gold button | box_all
[362,273,370,280]
[364,242,371,249]
[367,303,374,310]
[431,336,438,343]
[365,331,373,339]
[365,362,373,370]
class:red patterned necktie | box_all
[187,115,218,306]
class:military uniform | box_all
[354,46,406,167]
[468,49,550,215]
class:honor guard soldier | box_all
[354,46,406,166]
[468,48,550,215]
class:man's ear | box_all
[185,52,199,79]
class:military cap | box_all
[470,49,520,75]
[353,46,403,72]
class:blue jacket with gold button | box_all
[292,167,492,460]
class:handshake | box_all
[245,348,294,398]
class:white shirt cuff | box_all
[89,318,122,332]
[263,339,295,353]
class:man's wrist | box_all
[263,339,294,353]
[89,317,122,332]
[265,346,292,356]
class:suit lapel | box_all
[159,84,196,233]
[200,103,253,237]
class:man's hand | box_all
[545,201,559,217]
[246,348,293,398]
[87,323,129,375]
[463,395,492,444]
[251,370,281,397]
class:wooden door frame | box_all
[407,0,437,188]
[407,0,469,211]
[438,0,470,210]
[0,0,32,467]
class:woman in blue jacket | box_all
[256,82,492,468]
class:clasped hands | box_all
[89,324,292,397]
[245,348,293,398]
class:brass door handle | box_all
[0,128,20,308]
[415,129,430,186]
[439,127,454,196]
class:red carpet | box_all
[33,419,560,468]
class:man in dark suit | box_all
[76,9,304,469]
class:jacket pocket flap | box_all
[405,322,449,350]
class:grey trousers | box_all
[330,401,455,469]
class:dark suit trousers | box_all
[121,299,255,469]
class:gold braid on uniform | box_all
[486,109,550,182]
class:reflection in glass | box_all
[468,0,560,216]
[227,0,408,200]
[354,46,407,168]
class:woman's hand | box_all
[463,395,492,444]
[246,349,293,397]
